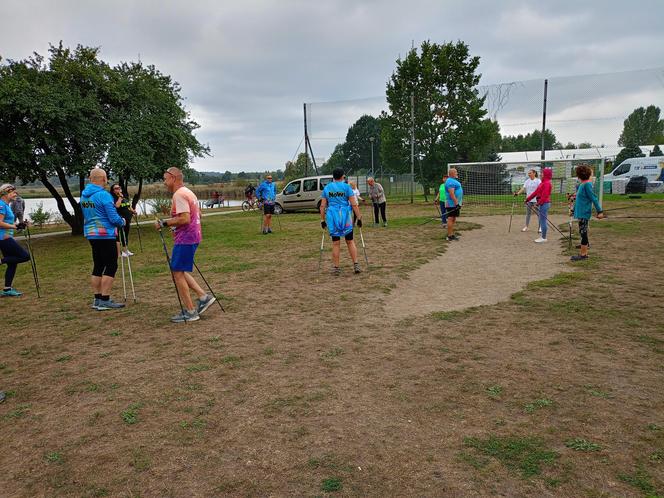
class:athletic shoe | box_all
[570,255,588,261]
[267,228,273,234]
[521,227,528,232]
[446,235,460,241]
[171,309,200,323]
[534,237,547,243]
[331,266,341,276]
[91,298,100,309]
[383,222,388,227]
[0,391,5,403]
[442,223,447,228]
[126,250,134,256]
[353,262,362,274]
[1,288,22,297]
[96,299,125,310]
[121,251,129,258]
[196,294,216,315]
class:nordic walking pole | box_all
[156,218,187,323]
[534,206,572,243]
[23,224,41,298]
[119,228,136,303]
[508,197,516,233]
[193,262,225,312]
[275,207,282,230]
[316,230,325,281]
[119,231,127,302]
[134,214,143,252]
[359,225,370,270]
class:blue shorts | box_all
[171,243,198,272]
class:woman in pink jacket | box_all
[525,168,552,243]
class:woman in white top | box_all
[514,169,541,232]
[348,181,363,225]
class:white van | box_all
[274,175,334,214]
[605,157,664,183]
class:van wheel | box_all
[274,203,284,215]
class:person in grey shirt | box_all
[367,177,387,227]
[10,194,25,223]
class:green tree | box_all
[283,153,308,181]
[618,105,664,146]
[342,114,381,174]
[614,143,645,167]
[563,142,577,149]
[382,41,499,193]
[577,142,593,149]
[321,143,346,174]
[0,43,208,234]
[650,144,663,156]
[500,129,560,152]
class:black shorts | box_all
[446,206,461,218]
[263,203,275,215]
[89,239,119,278]
[331,231,354,242]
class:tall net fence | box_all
[304,67,664,170]
[448,158,605,216]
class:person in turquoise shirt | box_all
[571,164,604,261]
[0,184,30,297]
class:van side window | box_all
[614,163,631,176]
[320,178,333,190]
[284,181,301,195]
[303,179,318,192]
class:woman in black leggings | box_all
[0,184,30,297]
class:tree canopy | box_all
[499,129,561,152]
[0,43,208,234]
[380,40,500,191]
[618,105,664,146]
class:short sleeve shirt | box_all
[444,178,463,207]
[0,200,15,240]
[322,181,354,208]
[524,178,541,201]
[171,187,202,245]
[438,183,447,201]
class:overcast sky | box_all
[2,0,664,172]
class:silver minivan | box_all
[274,175,333,214]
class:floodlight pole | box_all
[541,79,548,161]
[410,92,415,204]
[303,103,319,176]
[369,137,375,177]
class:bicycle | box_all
[242,196,261,211]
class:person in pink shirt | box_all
[525,168,552,243]
[155,167,216,323]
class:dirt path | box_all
[384,214,571,319]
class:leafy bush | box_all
[29,202,51,227]
[149,197,171,216]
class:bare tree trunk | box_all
[37,171,82,235]
[131,178,143,210]
[54,167,84,234]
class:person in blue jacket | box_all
[80,168,126,310]
[320,167,363,275]
[255,175,277,234]
[571,164,604,261]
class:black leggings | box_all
[0,238,30,288]
[115,217,131,245]
[373,202,387,223]
[579,219,589,246]
[89,239,118,277]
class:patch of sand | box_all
[384,214,571,319]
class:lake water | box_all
[22,197,243,220]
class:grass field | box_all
[1,200,663,496]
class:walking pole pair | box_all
[118,228,137,303]
[531,204,572,244]
[22,224,41,298]
[358,225,370,270]
[156,220,188,323]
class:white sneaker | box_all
[534,237,547,243]
[121,251,129,258]
[126,250,134,256]
[521,227,528,232]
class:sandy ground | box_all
[384,214,571,318]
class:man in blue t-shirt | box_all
[255,175,277,234]
[444,167,463,241]
[320,168,363,275]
